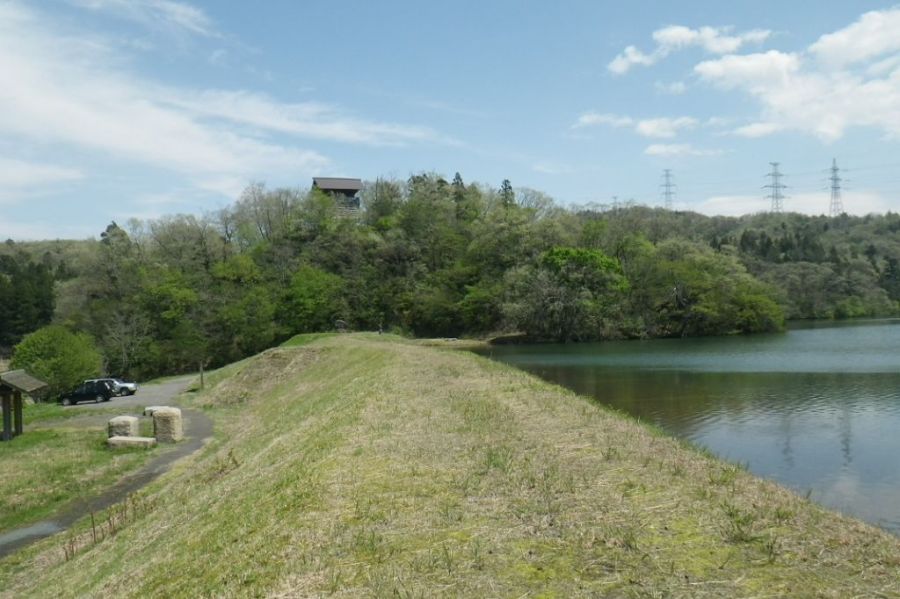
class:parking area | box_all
[64,375,195,410]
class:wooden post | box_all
[13,390,23,437]
[1,391,11,442]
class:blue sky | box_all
[3,1,900,239]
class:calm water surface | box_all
[479,320,900,535]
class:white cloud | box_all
[644,144,721,157]
[160,89,444,146]
[809,8,900,67]
[609,24,770,74]
[732,122,784,138]
[573,112,633,128]
[653,25,770,54]
[655,81,687,95]
[70,0,218,37]
[635,117,697,138]
[695,51,801,90]
[0,158,84,188]
[608,46,657,75]
[695,43,900,141]
[0,3,448,201]
[574,113,697,139]
[693,191,892,217]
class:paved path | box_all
[0,375,212,558]
[67,375,195,410]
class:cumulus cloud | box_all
[608,46,657,75]
[694,50,801,90]
[694,11,900,142]
[809,8,900,67]
[609,24,771,74]
[653,25,770,54]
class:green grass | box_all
[0,421,155,532]
[2,334,899,597]
[279,332,337,347]
[21,401,71,425]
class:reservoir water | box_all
[479,320,900,535]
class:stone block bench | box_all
[107,435,157,449]
[108,415,139,438]
[152,407,183,443]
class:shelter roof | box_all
[0,369,48,394]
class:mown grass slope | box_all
[2,334,899,597]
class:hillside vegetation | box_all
[5,176,900,380]
[2,335,897,597]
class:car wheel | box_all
[61,397,72,406]
[95,394,104,403]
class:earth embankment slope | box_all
[2,334,898,597]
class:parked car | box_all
[85,377,138,396]
[60,380,115,405]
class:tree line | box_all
[3,173,899,384]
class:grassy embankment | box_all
[0,404,157,532]
[1,333,899,597]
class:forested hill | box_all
[2,174,898,378]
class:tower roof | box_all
[312,177,363,192]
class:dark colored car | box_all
[59,380,115,406]
[85,377,138,396]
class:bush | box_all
[11,325,103,398]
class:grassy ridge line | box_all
[2,334,898,597]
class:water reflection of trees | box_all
[522,365,896,472]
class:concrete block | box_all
[143,406,166,416]
[108,415,139,438]
[153,407,183,443]
[107,435,156,449]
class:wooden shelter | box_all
[312,177,363,210]
[0,370,47,441]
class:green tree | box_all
[504,247,628,341]
[11,325,103,398]
[0,251,55,348]
[499,179,515,209]
[283,265,346,333]
[651,240,784,336]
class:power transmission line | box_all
[763,162,787,213]
[829,158,844,217]
[661,169,675,210]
